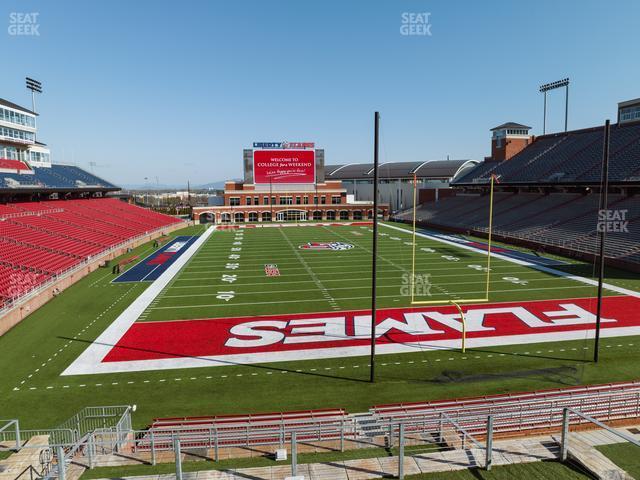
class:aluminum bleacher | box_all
[135,409,352,451]
[132,381,640,455]
[371,380,640,438]
[0,198,183,308]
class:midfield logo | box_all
[299,242,354,251]
[264,264,280,276]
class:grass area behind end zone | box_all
[80,458,590,480]
[405,461,591,479]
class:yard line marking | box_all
[165,267,559,289]
[159,273,570,299]
[278,226,338,310]
[148,285,591,310]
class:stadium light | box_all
[539,78,569,134]
[25,77,42,141]
[25,77,42,112]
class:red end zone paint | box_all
[103,296,638,363]
[147,253,173,265]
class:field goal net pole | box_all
[410,173,418,302]
[410,173,495,306]
[485,174,496,299]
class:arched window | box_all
[198,212,215,224]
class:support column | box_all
[291,432,298,477]
[398,423,405,480]
[174,436,182,480]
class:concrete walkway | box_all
[92,434,561,480]
[56,424,640,480]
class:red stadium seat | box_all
[0,198,183,305]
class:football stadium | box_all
[2,3,640,480]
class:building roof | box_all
[618,98,640,108]
[0,164,118,192]
[490,122,531,131]
[0,98,37,115]
[324,160,479,180]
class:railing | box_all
[0,209,64,220]
[372,382,640,438]
[0,418,21,449]
[560,407,640,462]
[1,428,77,448]
[134,417,354,462]
[14,464,45,480]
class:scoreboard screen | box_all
[253,149,315,184]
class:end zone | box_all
[62,295,640,375]
[112,235,198,283]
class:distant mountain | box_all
[120,183,183,190]
[196,180,240,189]
[119,179,239,191]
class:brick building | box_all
[192,143,388,224]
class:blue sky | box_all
[2,0,639,186]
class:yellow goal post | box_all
[409,173,497,306]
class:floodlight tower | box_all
[539,78,570,134]
[26,77,42,140]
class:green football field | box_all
[141,222,606,321]
[1,221,640,429]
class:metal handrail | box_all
[560,407,640,462]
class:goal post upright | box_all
[450,300,466,353]
[409,171,495,306]
[485,174,496,299]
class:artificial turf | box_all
[0,221,639,430]
[596,442,640,478]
